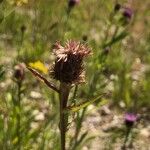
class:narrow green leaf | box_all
[0,10,4,23]
[77,135,97,149]
[64,95,108,113]
[76,131,88,147]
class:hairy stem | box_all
[59,83,71,150]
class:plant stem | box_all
[16,82,22,150]
[122,127,132,150]
[59,83,71,150]
[72,108,86,150]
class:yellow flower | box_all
[29,61,48,75]
[9,0,28,6]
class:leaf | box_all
[64,95,108,113]
[77,135,97,150]
[0,11,4,23]
[27,66,59,93]
[103,31,128,48]
[29,61,48,74]
[12,137,18,145]
[76,131,88,147]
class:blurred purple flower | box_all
[68,0,80,8]
[123,7,133,19]
[124,113,137,127]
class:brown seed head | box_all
[50,40,91,84]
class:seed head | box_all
[50,40,91,84]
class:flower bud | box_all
[114,3,121,12]
[20,25,26,33]
[14,63,25,81]
[123,7,133,20]
[103,47,110,55]
[82,35,88,42]
[68,0,80,8]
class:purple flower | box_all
[68,0,80,8]
[123,7,133,19]
[124,113,137,127]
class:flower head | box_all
[68,0,80,8]
[50,40,91,84]
[123,7,133,19]
[124,113,137,127]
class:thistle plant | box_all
[13,63,25,150]
[27,40,91,150]
[122,112,137,150]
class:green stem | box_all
[112,26,119,41]
[122,127,132,150]
[59,83,71,150]
[17,30,24,61]
[72,108,86,150]
[16,82,22,150]
[102,11,115,45]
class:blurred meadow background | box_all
[0,0,150,149]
